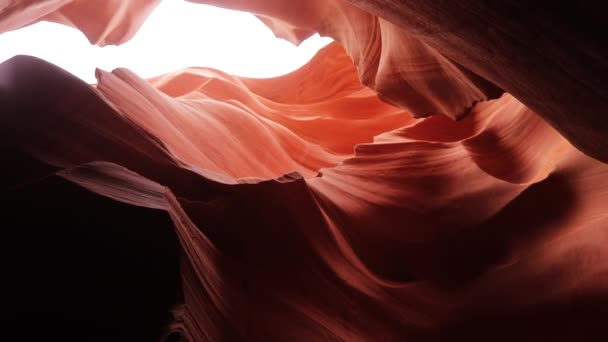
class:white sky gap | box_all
[0,1,332,83]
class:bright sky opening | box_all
[0,1,333,83]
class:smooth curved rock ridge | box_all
[1,1,608,341]
[94,43,414,180]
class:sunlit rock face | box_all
[1,1,607,341]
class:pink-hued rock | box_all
[0,0,160,45]
[1,1,607,341]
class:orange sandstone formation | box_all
[1,1,607,341]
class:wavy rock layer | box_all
[343,0,608,162]
[1,1,608,341]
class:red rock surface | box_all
[1,1,607,341]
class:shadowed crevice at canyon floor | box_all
[430,294,608,342]
[1,176,182,341]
